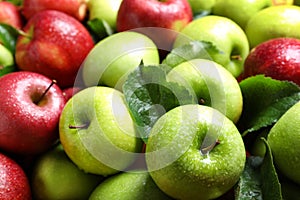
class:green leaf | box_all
[0,65,16,77]
[162,40,224,69]
[260,138,282,200]
[237,75,300,136]
[235,156,264,200]
[5,0,23,6]
[86,18,114,42]
[123,63,198,143]
[0,23,19,54]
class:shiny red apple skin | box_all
[240,37,300,86]
[0,71,65,155]
[0,152,31,200]
[15,10,94,88]
[0,1,23,29]
[116,0,193,51]
[21,0,87,21]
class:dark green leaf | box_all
[123,63,197,143]
[237,75,300,136]
[0,23,19,54]
[162,40,224,69]
[5,0,23,6]
[235,156,264,200]
[260,138,282,200]
[87,18,114,42]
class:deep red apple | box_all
[15,10,94,88]
[116,0,193,51]
[62,86,82,102]
[0,1,23,29]
[240,37,300,86]
[21,0,88,21]
[0,71,65,155]
[0,152,31,200]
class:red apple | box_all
[21,0,88,21]
[0,152,31,200]
[62,86,82,102]
[0,71,65,155]
[0,1,23,29]
[240,37,300,86]
[15,10,94,88]
[116,0,193,51]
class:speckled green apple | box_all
[166,59,243,123]
[59,86,143,176]
[87,0,123,30]
[267,100,300,185]
[212,0,272,30]
[173,15,249,78]
[82,31,159,91]
[146,104,246,200]
[187,0,216,15]
[245,5,300,48]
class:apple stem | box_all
[231,55,243,61]
[69,124,88,129]
[35,80,57,104]
[17,29,32,39]
[200,140,220,155]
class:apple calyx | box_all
[33,79,57,105]
[231,54,243,61]
[68,124,89,129]
[200,140,220,155]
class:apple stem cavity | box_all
[34,80,57,104]
[231,55,242,61]
[200,140,220,155]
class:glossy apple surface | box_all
[31,143,103,199]
[146,104,246,200]
[0,1,23,29]
[267,100,300,185]
[240,37,300,86]
[15,10,94,88]
[81,31,159,91]
[173,15,250,78]
[245,5,300,48]
[0,152,31,200]
[21,0,87,21]
[0,71,65,155]
[166,59,243,123]
[59,86,143,176]
[89,171,173,200]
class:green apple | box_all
[166,59,243,123]
[187,0,216,15]
[81,31,160,91]
[245,5,300,48]
[0,43,14,76]
[89,171,173,200]
[31,143,103,200]
[267,100,300,185]
[87,0,122,30]
[59,86,143,176]
[146,104,246,200]
[212,0,272,30]
[173,15,249,78]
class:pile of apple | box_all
[1,0,300,199]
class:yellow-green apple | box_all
[0,152,31,200]
[116,0,193,50]
[166,59,243,123]
[146,104,246,200]
[21,0,88,21]
[87,0,123,30]
[267,100,300,185]
[31,143,103,200]
[59,86,143,176]
[89,171,173,200]
[81,31,159,91]
[239,37,300,86]
[245,5,300,48]
[15,10,94,88]
[212,0,272,30]
[0,71,65,155]
[173,15,250,78]
[187,0,216,15]
[0,1,23,29]
[0,43,14,77]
